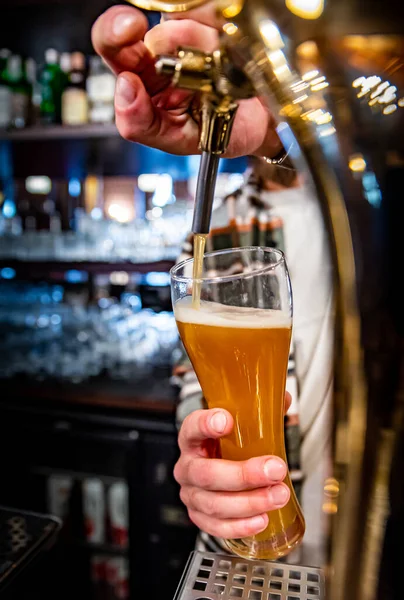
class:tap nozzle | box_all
[155,47,244,234]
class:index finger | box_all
[177,454,287,491]
[91,6,159,85]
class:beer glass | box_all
[171,246,305,560]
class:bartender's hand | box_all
[91,5,282,158]
[174,392,292,538]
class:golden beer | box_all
[175,297,305,560]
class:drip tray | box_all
[174,551,325,600]
[0,506,61,592]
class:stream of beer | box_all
[192,233,207,309]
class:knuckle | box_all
[195,461,213,489]
[145,22,175,54]
[179,486,188,506]
[144,23,163,47]
[197,412,210,439]
[195,409,209,431]
[179,410,204,448]
[173,459,184,484]
[187,509,200,528]
[204,493,220,518]
[246,494,259,516]
[187,486,199,510]
[239,461,251,489]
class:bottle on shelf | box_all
[59,52,71,101]
[60,52,71,80]
[0,48,12,129]
[25,57,40,126]
[5,55,31,129]
[0,48,10,72]
[40,48,63,125]
[62,51,88,126]
[86,56,115,125]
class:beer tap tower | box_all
[127,0,404,598]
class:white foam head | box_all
[174,297,291,329]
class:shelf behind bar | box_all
[0,124,120,142]
[1,379,178,414]
[0,258,176,276]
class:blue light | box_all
[362,172,378,191]
[364,189,382,208]
[37,315,50,328]
[152,174,174,207]
[144,272,170,287]
[98,297,111,309]
[50,314,62,326]
[91,207,103,221]
[362,171,382,208]
[52,288,64,302]
[65,269,88,283]
[68,178,81,198]
[2,199,16,218]
[0,267,16,279]
[122,293,142,311]
[186,155,201,178]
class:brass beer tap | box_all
[156,46,253,233]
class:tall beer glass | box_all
[171,247,305,560]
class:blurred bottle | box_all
[83,478,106,544]
[0,48,12,129]
[62,51,88,126]
[0,49,10,74]
[60,52,71,83]
[40,48,63,125]
[87,56,115,124]
[47,475,73,520]
[106,557,129,600]
[25,57,41,126]
[90,555,107,600]
[115,558,130,600]
[23,215,37,259]
[6,55,31,129]
[107,481,129,547]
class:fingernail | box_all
[269,485,290,508]
[249,515,267,533]
[115,76,136,108]
[264,459,286,482]
[113,12,136,37]
[209,411,227,434]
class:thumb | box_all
[178,408,234,455]
[114,72,158,141]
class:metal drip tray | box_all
[0,506,61,592]
[174,551,325,600]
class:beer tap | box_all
[155,47,254,234]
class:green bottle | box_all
[0,48,11,73]
[5,55,31,129]
[40,48,63,125]
[0,48,12,129]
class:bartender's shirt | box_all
[173,171,335,558]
